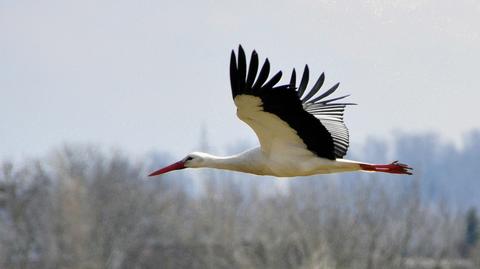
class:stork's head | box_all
[148,152,206,176]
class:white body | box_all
[183,94,363,177]
[189,148,362,177]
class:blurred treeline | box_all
[1,131,480,269]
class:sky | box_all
[1,0,480,161]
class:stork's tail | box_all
[359,161,413,175]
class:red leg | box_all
[359,161,413,175]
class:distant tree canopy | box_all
[2,129,480,268]
[462,208,479,257]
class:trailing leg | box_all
[359,161,413,175]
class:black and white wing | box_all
[289,66,355,158]
[230,46,354,160]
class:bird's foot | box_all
[359,161,413,175]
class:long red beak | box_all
[148,160,186,177]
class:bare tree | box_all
[1,144,478,269]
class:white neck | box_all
[202,154,247,172]
[191,149,263,175]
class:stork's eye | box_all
[185,156,194,161]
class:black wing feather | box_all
[252,59,271,89]
[307,82,339,104]
[230,51,239,97]
[290,68,296,90]
[245,51,259,89]
[237,46,247,88]
[230,45,289,98]
[301,72,325,102]
[262,71,283,89]
[297,65,309,98]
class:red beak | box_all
[148,160,186,177]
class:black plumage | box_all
[230,45,354,159]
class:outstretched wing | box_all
[289,66,355,158]
[230,45,354,160]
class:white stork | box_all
[149,46,412,177]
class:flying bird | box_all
[149,46,412,177]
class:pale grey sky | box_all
[1,0,479,160]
